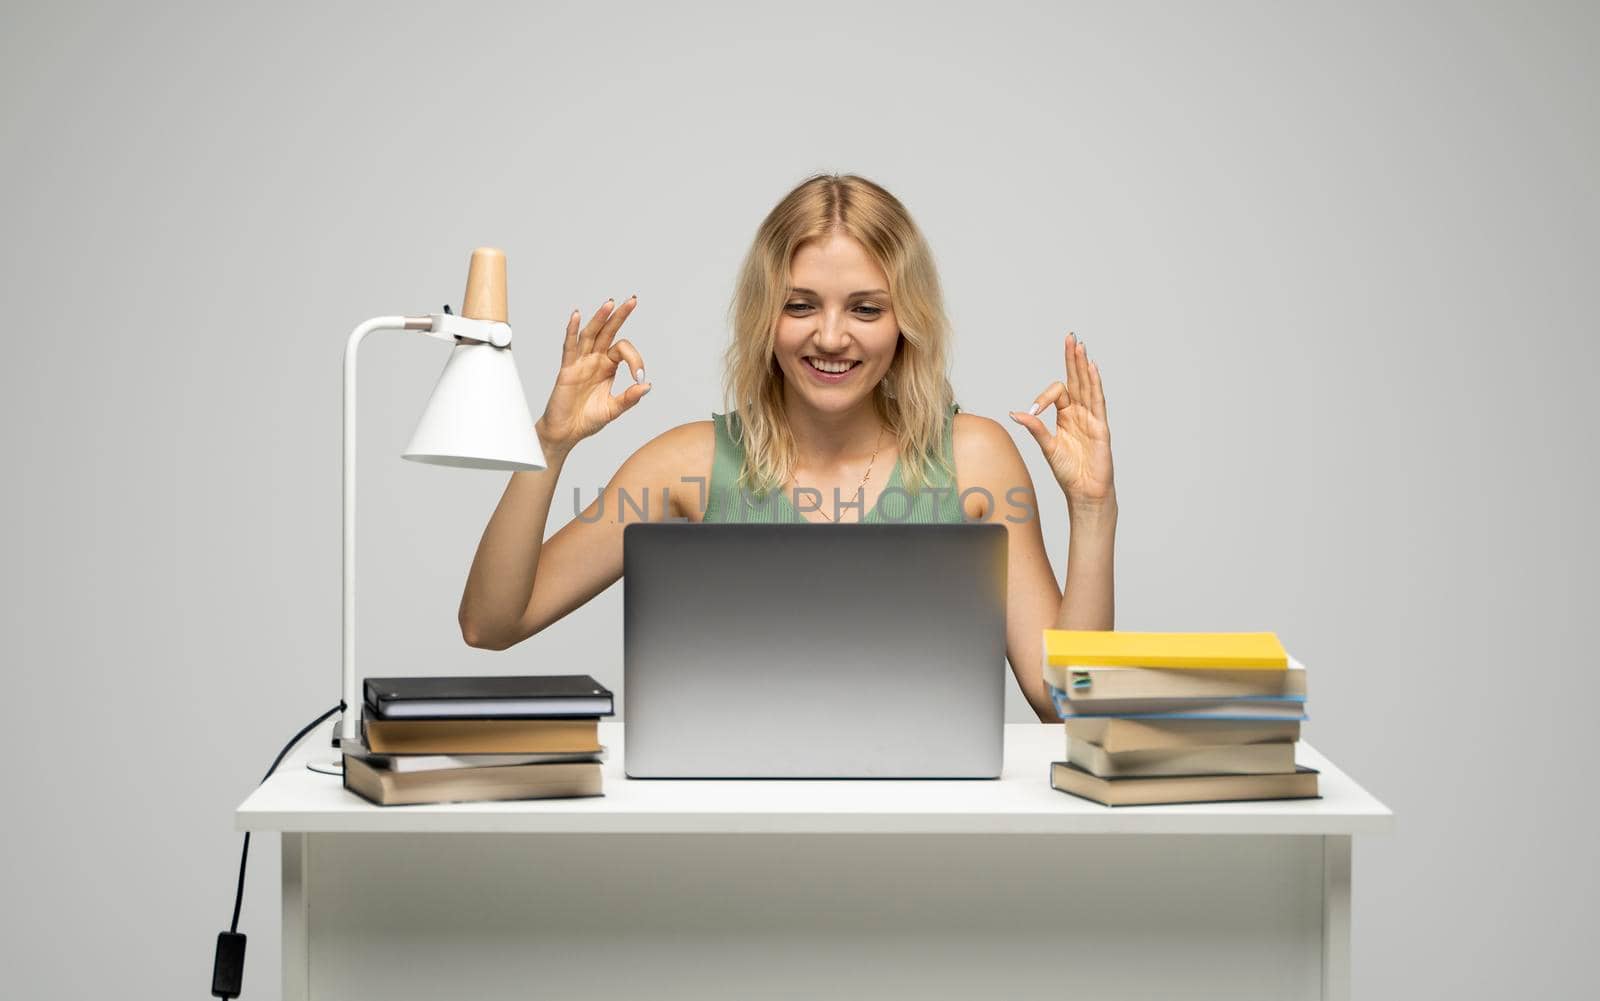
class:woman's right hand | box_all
[534,296,651,456]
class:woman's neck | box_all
[781,394,889,471]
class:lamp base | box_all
[307,722,349,775]
[307,755,344,776]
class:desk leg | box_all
[1322,834,1352,1001]
[282,833,309,1001]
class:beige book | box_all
[1062,717,1301,753]
[361,716,601,755]
[1050,762,1319,807]
[1067,737,1296,777]
[342,756,603,806]
[342,737,607,774]
[1048,661,1307,701]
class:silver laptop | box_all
[623,522,1008,778]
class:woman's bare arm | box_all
[956,414,1079,721]
[459,421,711,649]
[958,412,1117,721]
[458,434,574,649]
[457,294,668,649]
[1000,332,1119,718]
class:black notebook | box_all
[363,674,615,719]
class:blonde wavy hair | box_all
[720,173,958,498]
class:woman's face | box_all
[773,233,899,413]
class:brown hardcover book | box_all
[1062,718,1301,754]
[1066,737,1296,777]
[361,716,601,754]
[342,755,603,806]
[1050,761,1319,807]
[341,737,606,773]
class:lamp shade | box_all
[402,340,546,470]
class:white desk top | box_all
[237,722,1392,835]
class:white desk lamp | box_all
[308,247,545,775]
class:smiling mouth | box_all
[804,357,861,374]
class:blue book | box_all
[1049,685,1309,721]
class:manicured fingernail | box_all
[635,368,645,383]
[1028,403,1041,416]
[628,294,637,302]
[639,384,652,395]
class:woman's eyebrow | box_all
[787,287,889,298]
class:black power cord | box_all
[212,700,346,999]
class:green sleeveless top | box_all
[703,403,965,523]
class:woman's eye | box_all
[784,302,882,317]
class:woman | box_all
[458,174,1116,721]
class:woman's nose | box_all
[813,313,851,351]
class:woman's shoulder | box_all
[610,418,715,478]
[640,418,717,467]
[951,409,1010,453]
[951,409,1029,503]
[609,419,718,521]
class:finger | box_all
[593,294,637,353]
[606,338,647,383]
[577,298,616,355]
[1088,358,1108,426]
[1063,333,1079,406]
[1078,337,1093,411]
[1067,333,1089,409]
[611,379,652,415]
[1027,380,1067,421]
[561,309,581,368]
[1007,409,1054,454]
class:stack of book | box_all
[1044,630,1318,807]
[341,674,613,807]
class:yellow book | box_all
[1044,630,1288,670]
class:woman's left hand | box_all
[1009,333,1116,509]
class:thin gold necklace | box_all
[791,424,886,523]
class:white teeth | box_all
[807,358,856,374]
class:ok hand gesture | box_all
[1009,333,1115,509]
[534,296,651,456]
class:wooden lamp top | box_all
[461,247,508,322]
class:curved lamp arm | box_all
[338,311,526,744]
[341,315,430,743]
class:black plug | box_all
[212,931,246,998]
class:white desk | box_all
[237,722,1391,1001]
